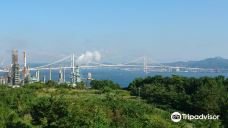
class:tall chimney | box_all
[22,50,27,84]
[23,50,27,67]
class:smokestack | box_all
[22,50,27,84]
[23,50,27,67]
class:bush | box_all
[128,75,227,127]
[30,96,69,127]
[46,80,58,87]
[91,80,121,90]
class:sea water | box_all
[1,68,228,87]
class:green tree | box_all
[91,80,120,90]
[30,96,69,127]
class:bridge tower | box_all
[49,66,52,81]
[143,56,148,74]
[63,67,66,82]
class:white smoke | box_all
[76,51,101,65]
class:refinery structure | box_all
[0,49,89,87]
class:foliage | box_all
[128,75,228,127]
[46,80,58,87]
[91,80,121,90]
[30,96,69,127]
[74,82,86,90]
[0,77,226,127]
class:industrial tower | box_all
[11,50,20,85]
[22,50,30,84]
[58,66,64,84]
[71,53,81,86]
[71,53,76,86]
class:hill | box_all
[164,57,228,69]
[0,82,194,128]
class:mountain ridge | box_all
[164,57,228,69]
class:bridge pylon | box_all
[49,66,52,81]
[143,56,148,74]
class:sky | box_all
[0,0,228,64]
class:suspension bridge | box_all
[0,51,221,86]
[0,53,217,73]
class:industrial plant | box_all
[0,49,92,87]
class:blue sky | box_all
[0,0,227,64]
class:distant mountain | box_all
[164,57,228,69]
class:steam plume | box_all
[76,51,101,65]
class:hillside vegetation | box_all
[0,77,226,128]
[129,75,228,127]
